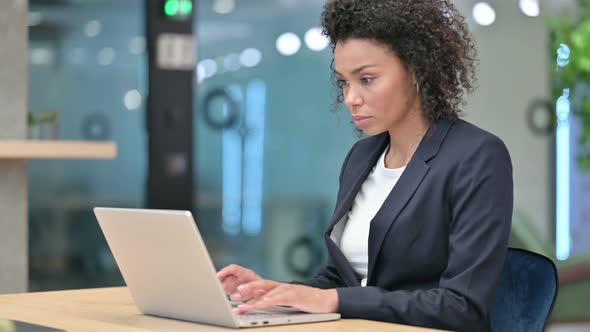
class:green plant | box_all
[549,0,590,171]
[28,110,58,126]
[27,112,35,126]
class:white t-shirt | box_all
[331,146,406,287]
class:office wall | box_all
[0,0,28,293]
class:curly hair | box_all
[321,0,477,122]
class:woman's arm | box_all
[291,256,347,289]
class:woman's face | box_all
[334,38,419,136]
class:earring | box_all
[416,82,420,93]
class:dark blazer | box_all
[298,119,513,331]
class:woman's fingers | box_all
[217,264,244,281]
[234,293,281,314]
[220,275,241,295]
[230,280,280,302]
[233,293,272,314]
[233,285,337,315]
[217,264,260,295]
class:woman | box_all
[217,0,513,331]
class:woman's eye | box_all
[337,79,348,89]
[360,77,374,85]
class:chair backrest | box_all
[490,248,558,332]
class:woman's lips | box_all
[353,115,371,127]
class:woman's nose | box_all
[344,86,362,107]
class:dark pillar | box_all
[145,0,195,210]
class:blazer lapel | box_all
[365,158,430,284]
[327,133,389,232]
[366,119,454,284]
[323,133,388,287]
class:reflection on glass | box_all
[242,80,266,236]
[28,0,146,291]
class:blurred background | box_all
[5,0,590,330]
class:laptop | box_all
[93,207,340,328]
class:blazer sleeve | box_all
[292,141,359,289]
[335,136,514,331]
[292,255,347,289]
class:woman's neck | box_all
[385,111,430,169]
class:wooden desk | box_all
[0,287,445,331]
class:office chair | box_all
[490,248,558,332]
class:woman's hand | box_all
[232,281,339,315]
[217,264,278,301]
